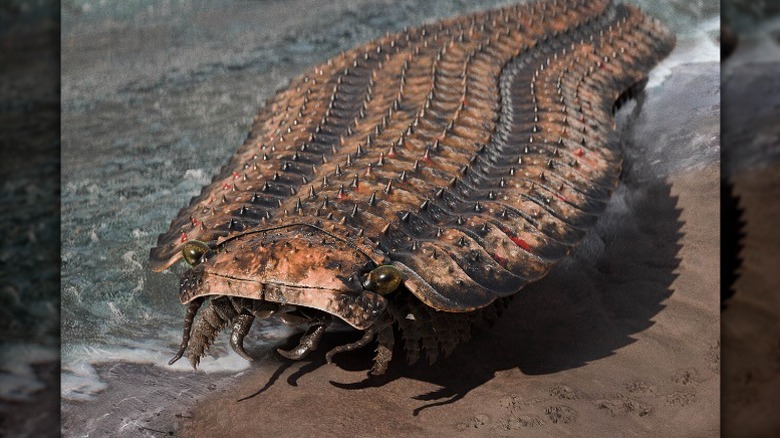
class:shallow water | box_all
[57,0,719,407]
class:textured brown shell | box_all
[150,0,675,312]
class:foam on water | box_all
[647,16,720,89]
[61,323,296,401]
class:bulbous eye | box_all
[363,265,402,295]
[182,240,211,266]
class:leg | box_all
[276,316,331,360]
[324,327,376,364]
[187,298,236,368]
[169,298,204,365]
[230,313,256,361]
[323,313,395,376]
[249,300,279,319]
[278,307,310,326]
[370,318,395,376]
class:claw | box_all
[277,320,329,360]
[324,327,376,364]
[230,313,256,361]
[169,298,204,366]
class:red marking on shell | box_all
[575,147,583,156]
[222,183,230,190]
[180,233,188,243]
[555,193,567,202]
[232,172,240,179]
[509,235,532,252]
[191,218,199,227]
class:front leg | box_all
[276,315,331,360]
[229,313,256,361]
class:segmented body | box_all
[151,0,675,369]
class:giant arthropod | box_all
[150,0,675,375]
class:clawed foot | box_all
[277,317,330,360]
[324,317,395,376]
[170,297,395,376]
[230,313,256,361]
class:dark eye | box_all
[182,240,211,266]
[363,265,402,295]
